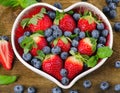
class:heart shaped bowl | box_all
[11,2,113,89]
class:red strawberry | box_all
[42,54,63,80]
[78,13,97,32]
[65,55,83,80]
[0,39,14,70]
[78,37,97,56]
[52,36,71,52]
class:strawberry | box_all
[0,39,14,70]
[52,36,71,52]
[65,55,83,80]
[42,54,63,80]
[78,37,97,56]
[78,12,97,32]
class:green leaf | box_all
[87,55,99,67]
[90,38,97,52]
[54,19,59,25]
[28,17,38,25]
[61,36,68,44]
[30,33,42,38]
[67,10,74,15]
[34,30,44,36]
[0,75,17,85]
[70,34,78,39]
[97,46,113,58]
[21,18,30,28]
[53,39,58,46]
[36,50,45,61]
[40,8,46,14]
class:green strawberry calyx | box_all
[89,37,97,52]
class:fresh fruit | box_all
[18,36,26,44]
[60,68,68,77]
[97,23,105,31]
[24,31,32,37]
[74,28,80,34]
[91,30,100,39]
[97,44,104,48]
[61,77,69,85]
[53,2,62,9]
[47,36,54,43]
[108,2,116,10]
[70,47,77,52]
[47,11,56,20]
[83,80,92,88]
[73,13,81,21]
[0,39,14,70]
[101,29,109,37]
[72,40,79,47]
[115,61,120,68]
[114,22,120,32]
[52,87,63,93]
[78,37,97,56]
[102,6,110,15]
[106,0,112,4]
[64,31,72,37]
[44,28,53,37]
[113,0,120,5]
[27,87,36,93]
[14,85,24,93]
[53,29,62,38]
[100,81,110,90]
[22,53,32,62]
[60,52,69,60]
[98,36,106,45]
[108,10,116,19]
[51,46,61,54]
[42,46,51,54]
[0,36,9,41]
[31,58,42,69]
[42,55,63,80]
[114,84,120,92]
[79,32,85,39]
[69,90,78,93]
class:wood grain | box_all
[0,0,120,93]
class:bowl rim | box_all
[11,2,113,89]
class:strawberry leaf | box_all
[21,18,30,28]
[67,10,74,15]
[90,38,97,52]
[53,38,58,46]
[70,34,78,39]
[28,17,38,25]
[34,30,44,36]
[61,36,68,44]
[40,8,46,14]
[36,50,45,61]
[30,33,43,38]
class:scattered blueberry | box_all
[108,2,116,10]
[100,81,110,90]
[42,46,51,54]
[83,63,89,71]
[64,31,72,37]
[0,36,9,41]
[69,90,78,93]
[60,68,68,77]
[53,2,62,9]
[51,25,60,31]
[102,6,110,15]
[83,80,92,88]
[74,28,80,34]
[14,85,24,93]
[22,53,32,62]
[52,87,63,93]
[114,84,120,92]
[108,10,117,19]
[79,32,85,39]
[48,11,56,20]
[61,77,69,85]
[98,36,106,45]
[47,36,54,43]
[70,47,77,52]
[101,29,109,37]
[97,43,104,48]
[72,40,78,47]
[51,46,61,54]
[60,52,68,60]
[106,0,112,4]
[91,30,100,39]
[45,28,53,37]
[73,13,80,21]
[24,31,32,37]
[112,0,120,5]
[27,87,36,93]
[97,23,105,31]
[114,22,120,32]
[53,29,62,38]
[115,61,120,68]
[31,58,41,69]
[18,36,25,44]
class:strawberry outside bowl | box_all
[11,2,113,89]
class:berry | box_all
[98,37,106,45]
[74,28,80,34]
[100,81,110,90]
[113,0,120,5]
[102,6,110,15]
[115,61,120,68]
[97,44,104,48]
[108,3,116,10]
[79,32,85,39]
[114,84,120,92]
[114,22,120,32]
[97,23,105,31]
[45,28,53,37]
[72,40,79,47]
[60,52,68,60]
[22,53,32,62]
[42,46,51,54]
[27,87,36,93]
[83,80,92,88]
[24,31,32,37]
[0,36,9,41]
[60,68,68,77]
[73,37,80,41]
[53,29,62,38]
[18,36,25,44]
[69,90,78,93]
[52,87,63,93]
[70,47,77,52]
[101,29,109,37]
[61,77,69,85]
[53,2,62,9]
[51,46,61,54]
[47,36,54,42]
[91,30,100,39]
[51,25,60,31]
[48,11,56,20]
[14,85,24,93]
[73,13,80,21]
[108,10,117,19]
[106,0,112,4]
[64,31,72,37]
[31,58,41,69]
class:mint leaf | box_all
[36,50,45,61]
[97,46,113,58]
[87,55,99,67]
[0,75,17,85]
[21,18,30,28]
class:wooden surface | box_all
[0,0,120,93]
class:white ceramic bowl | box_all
[11,2,113,89]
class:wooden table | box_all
[0,0,120,93]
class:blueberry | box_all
[60,52,68,60]
[73,36,80,41]
[53,29,62,38]
[18,36,25,44]
[51,25,60,31]
[97,23,105,31]
[31,58,41,69]
[74,28,80,34]
[0,36,9,41]
[64,31,72,37]
[102,6,110,15]
[113,0,120,5]
[24,31,32,37]
[114,84,120,92]
[22,53,32,62]
[52,87,63,93]
[70,47,77,52]
[27,87,36,93]
[79,32,85,39]
[73,13,80,21]
[51,46,61,54]
[101,29,109,37]
[61,77,69,85]
[42,46,51,54]
[98,37,106,45]
[115,61,120,68]
[100,81,110,90]
[60,68,68,77]
[91,30,100,39]
[72,40,78,47]
[47,36,54,42]
[108,10,117,19]
[97,44,104,48]
[108,3,116,10]
[114,22,120,32]
[48,11,56,20]
[106,0,112,4]
[45,28,53,37]
[83,80,92,88]
[53,2,62,9]
[69,90,78,93]
[83,63,89,71]
[14,85,24,93]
